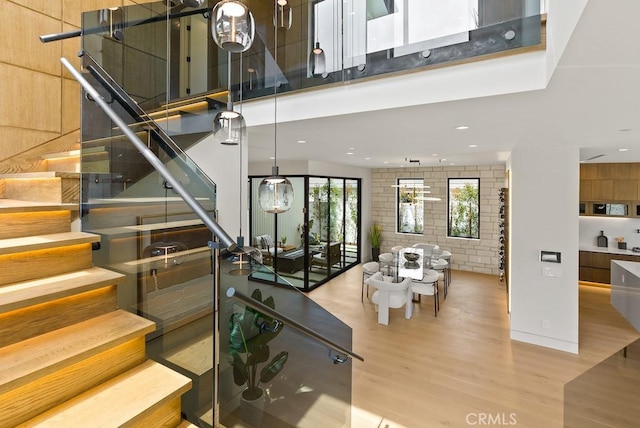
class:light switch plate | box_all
[542,266,562,277]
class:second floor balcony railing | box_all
[63,0,544,117]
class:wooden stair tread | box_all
[0,172,79,179]
[0,172,57,179]
[19,360,191,427]
[110,247,212,274]
[200,407,213,426]
[0,231,100,255]
[0,309,155,394]
[160,331,213,376]
[0,200,77,213]
[86,218,205,237]
[41,150,81,160]
[0,267,125,313]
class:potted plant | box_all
[229,289,289,409]
[280,236,287,247]
[616,236,627,250]
[369,223,383,261]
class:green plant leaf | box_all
[246,344,269,366]
[230,350,249,386]
[259,351,289,384]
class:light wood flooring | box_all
[307,267,640,428]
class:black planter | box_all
[372,247,380,261]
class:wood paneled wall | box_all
[0,0,149,165]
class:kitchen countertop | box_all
[580,245,640,256]
[611,260,640,278]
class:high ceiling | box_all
[246,0,640,169]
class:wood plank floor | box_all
[308,267,640,428]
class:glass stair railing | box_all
[219,261,361,428]
[70,0,544,114]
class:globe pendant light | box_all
[211,0,255,53]
[214,52,246,146]
[274,0,292,30]
[258,0,293,214]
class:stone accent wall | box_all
[371,164,506,275]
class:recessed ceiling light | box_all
[365,157,371,160]
[432,153,438,157]
[269,156,275,160]
[468,144,478,148]
[455,125,469,130]
[383,161,389,164]
[348,147,355,150]
[346,152,354,155]
[619,148,629,152]
[441,158,447,162]
[297,140,306,144]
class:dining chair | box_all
[362,261,380,302]
[439,249,453,285]
[391,245,404,256]
[410,269,440,316]
[378,252,394,275]
[365,272,413,325]
[430,257,449,298]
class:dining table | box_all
[384,247,425,282]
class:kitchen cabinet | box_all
[579,250,640,284]
[591,180,613,200]
[579,163,640,217]
[613,179,638,200]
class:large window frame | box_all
[396,178,425,235]
[448,177,480,239]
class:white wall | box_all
[188,134,246,246]
[509,144,579,353]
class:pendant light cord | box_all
[273,0,278,172]
[238,52,243,239]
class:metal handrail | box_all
[227,287,364,362]
[40,6,207,43]
[60,57,237,251]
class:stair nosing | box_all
[0,200,77,213]
[20,360,191,427]
[0,267,126,314]
[0,232,100,256]
[0,309,156,394]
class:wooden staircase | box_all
[0,202,197,427]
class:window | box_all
[396,178,424,234]
[448,178,480,239]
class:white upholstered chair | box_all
[365,272,413,325]
[362,261,380,302]
[378,252,394,275]
[410,269,440,316]
[391,245,404,256]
